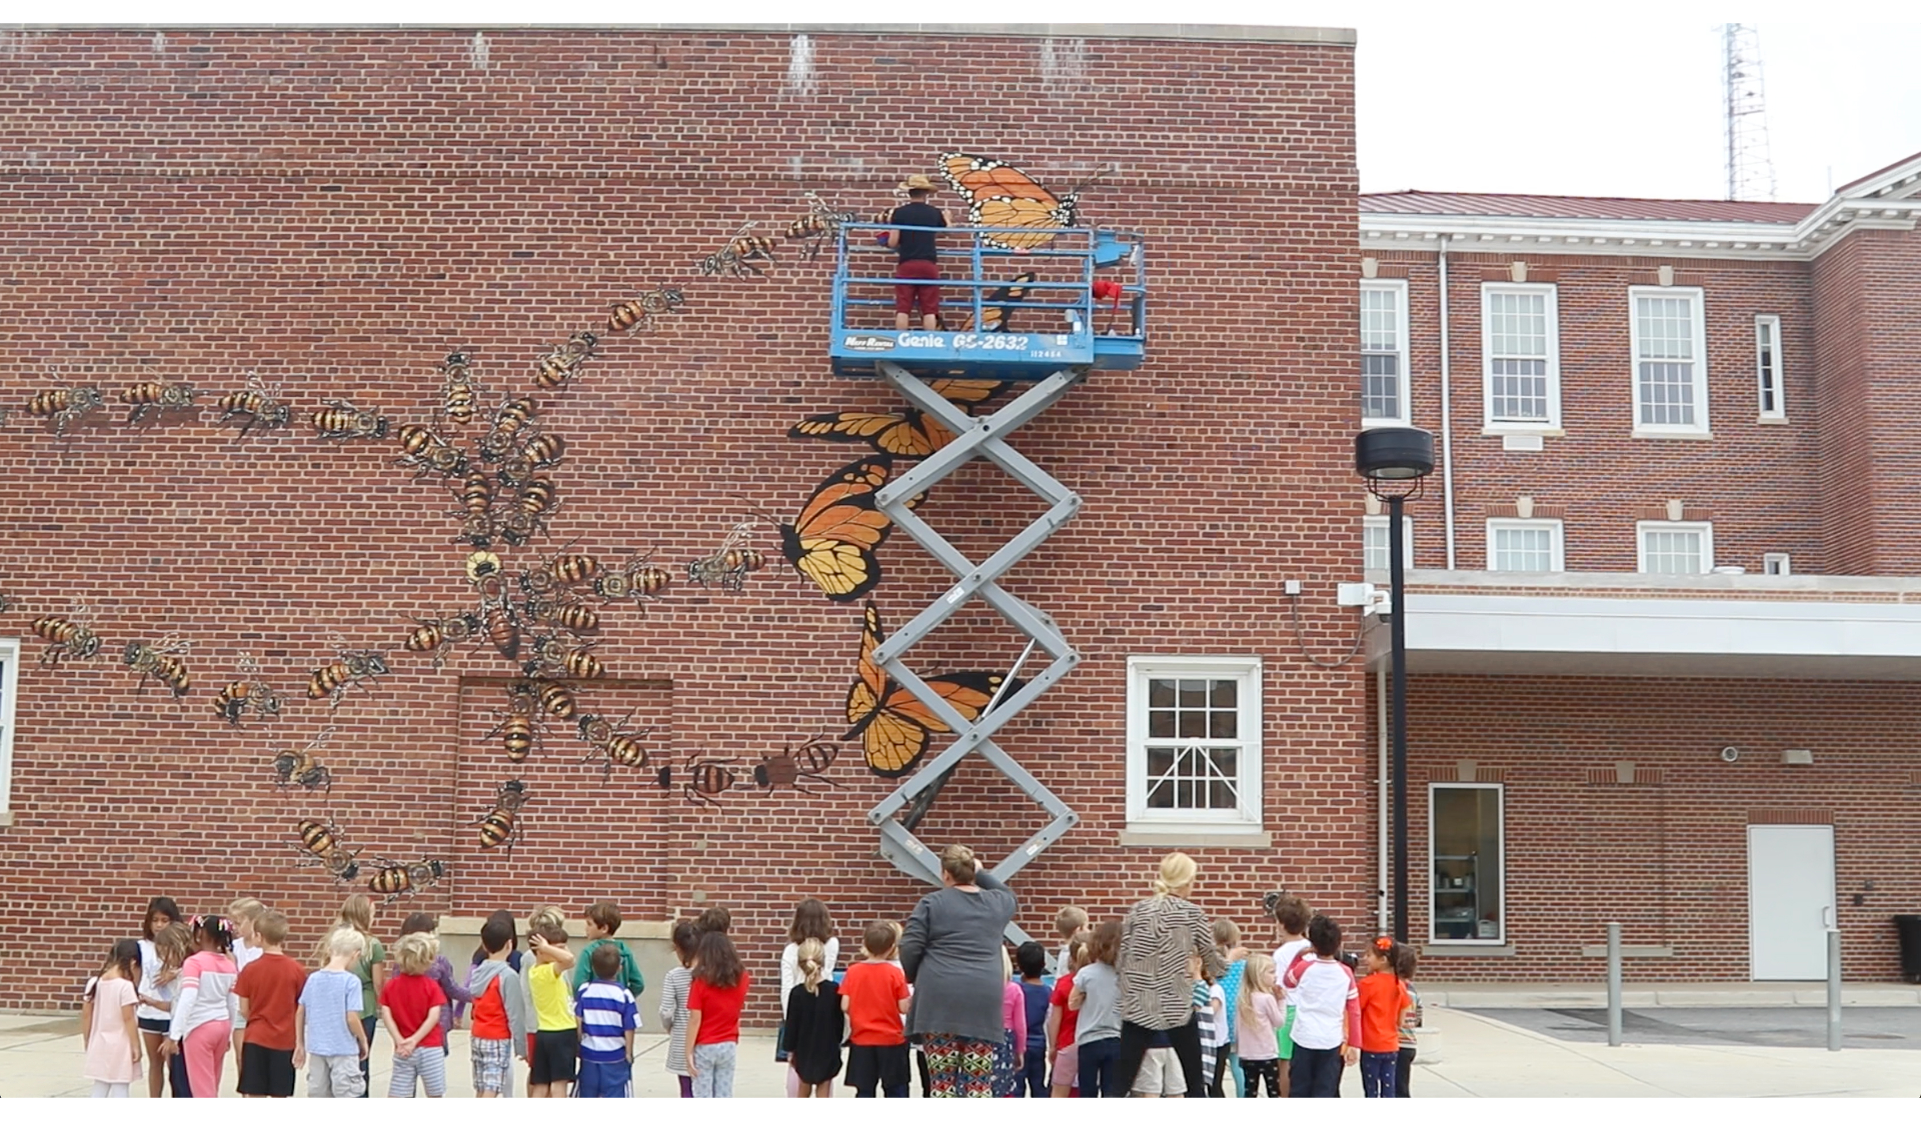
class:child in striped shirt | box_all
[657,920,700,1097]
[575,943,638,1098]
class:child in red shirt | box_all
[1355,936,1410,1098]
[379,933,449,1097]
[839,920,912,1098]
[685,931,749,1098]
[1046,932,1088,1097]
[232,910,307,1098]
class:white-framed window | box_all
[1637,521,1714,575]
[1485,518,1565,573]
[1630,287,1710,436]
[0,638,17,815]
[1125,656,1263,832]
[1362,515,1414,573]
[1361,279,1411,426]
[1481,283,1560,429]
[1755,315,1785,420]
[1430,783,1505,944]
[1763,552,1792,576]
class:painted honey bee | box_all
[452,470,497,547]
[498,476,558,546]
[523,636,602,681]
[404,611,482,668]
[685,522,766,592]
[291,817,361,881]
[582,716,663,783]
[308,642,391,706]
[441,352,478,426]
[31,612,102,665]
[478,395,540,463]
[524,595,599,635]
[696,224,779,278]
[214,373,293,442]
[311,399,391,441]
[214,654,282,726]
[123,636,191,697]
[271,730,334,794]
[784,192,859,261]
[518,432,565,470]
[367,859,448,902]
[752,734,843,793]
[532,332,597,392]
[474,778,529,853]
[490,709,537,763]
[607,285,686,333]
[675,758,740,807]
[520,548,600,597]
[536,678,576,720]
[466,549,503,584]
[483,600,521,662]
[27,379,105,437]
[396,422,468,480]
[503,680,539,718]
[119,381,197,424]
[592,552,673,604]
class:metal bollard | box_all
[1607,921,1623,1047]
[1827,926,1842,1052]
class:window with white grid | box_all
[1755,315,1785,420]
[1636,521,1714,575]
[1482,284,1560,428]
[1486,518,1564,573]
[1126,657,1262,829]
[0,638,16,815]
[1361,280,1410,425]
[1363,515,1414,573]
[1630,287,1709,435]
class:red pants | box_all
[894,260,940,316]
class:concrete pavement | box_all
[6,1003,1916,1098]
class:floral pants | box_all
[920,1033,997,1098]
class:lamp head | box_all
[1355,426,1435,484]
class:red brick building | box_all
[0,24,1371,1011]
[1358,159,1921,982]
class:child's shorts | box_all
[577,1057,632,1098]
[237,1042,295,1097]
[529,1028,579,1084]
[1049,1042,1079,1088]
[1131,1047,1185,1097]
[471,1036,513,1094]
[847,1042,911,1096]
[1277,1004,1297,1061]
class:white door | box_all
[1748,824,1836,981]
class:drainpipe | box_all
[1378,663,1390,934]
[1437,234,1457,569]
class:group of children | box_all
[84,888,1417,1100]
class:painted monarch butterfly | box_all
[761,457,908,602]
[844,599,1008,778]
[787,378,1011,460]
[951,271,1037,333]
[938,153,1106,251]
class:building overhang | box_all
[1362,571,1921,680]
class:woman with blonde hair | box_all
[312,893,386,1097]
[898,843,1016,1097]
[1113,851,1223,1097]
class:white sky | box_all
[1350,12,1921,203]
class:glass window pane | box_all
[1177,679,1207,705]
[1430,786,1502,942]
[1148,710,1176,738]
[1209,679,1236,707]
[1148,678,1175,707]
[1178,710,1205,737]
[1209,710,1237,738]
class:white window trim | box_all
[1360,278,1412,429]
[0,638,17,816]
[1362,514,1414,574]
[1755,314,1786,422]
[1763,552,1792,576]
[1480,282,1561,432]
[1629,286,1711,438]
[1636,520,1716,575]
[1124,656,1263,835]
[1484,517,1566,573]
[1428,782,1506,946]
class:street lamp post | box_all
[1354,426,1435,944]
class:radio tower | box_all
[1722,23,1776,201]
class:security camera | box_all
[1720,746,1741,763]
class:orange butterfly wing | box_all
[924,377,1010,406]
[843,600,1009,777]
[788,410,947,459]
[784,457,906,602]
[938,153,1076,250]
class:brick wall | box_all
[0,27,1363,1012]
[1395,674,1921,982]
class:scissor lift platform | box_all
[829,223,1146,378]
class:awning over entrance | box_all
[1362,570,1921,679]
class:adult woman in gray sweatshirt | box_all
[898,844,1016,1098]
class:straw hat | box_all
[899,173,939,192]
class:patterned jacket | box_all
[1116,893,1226,1031]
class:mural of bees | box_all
[478,395,539,463]
[685,522,766,592]
[696,224,779,279]
[396,422,468,480]
[785,192,858,261]
[532,331,597,392]
[311,398,391,440]
[214,654,283,726]
[119,380,197,424]
[673,757,740,808]
[123,636,191,698]
[607,285,686,333]
[31,611,102,665]
[473,778,529,853]
[490,706,538,763]
[291,817,361,882]
[752,734,842,794]
[213,373,293,442]
[271,729,334,795]
[366,858,449,902]
[404,610,483,668]
[577,708,663,783]
[27,378,104,437]
[440,352,479,426]
[592,552,672,605]
[307,641,390,707]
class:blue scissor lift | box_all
[831,223,1146,935]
